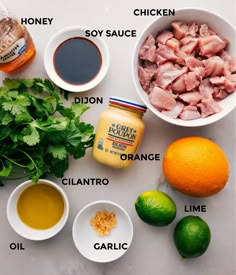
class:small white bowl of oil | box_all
[7,179,69,241]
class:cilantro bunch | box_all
[0,78,95,185]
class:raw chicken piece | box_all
[181,36,195,45]
[174,64,182,69]
[155,62,188,89]
[184,72,200,91]
[220,51,236,76]
[221,50,232,61]
[203,56,224,77]
[199,35,228,56]
[171,21,188,40]
[181,38,199,55]
[143,60,157,70]
[139,34,157,62]
[176,50,189,65]
[185,56,203,71]
[144,46,156,62]
[156,44,178,65]
[138,21,236,121]
[199,24,209,37]
[199,78,214,98]
[209,76,225,86]
[179,106,201,120]
[148,81,155,93]
[138,66,156,92]
[178,91,202,105]
[199,24,215,37]
[172,74,186,93]
[223,62,235,77]
[139,34,155,49]
[194,67,205,79]
[149,86,176,111]
[162,101,185,118]
[197,97,222,117]
[224,74,236,93]
[166,38,181,51]
[213,87,228,99]
[187,22,198,37]
[156,31,173,45]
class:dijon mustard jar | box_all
[92,97,147,168]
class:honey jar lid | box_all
[109,97,147,113]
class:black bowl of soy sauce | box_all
[44,27,110,92]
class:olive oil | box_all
[17,183,64,230]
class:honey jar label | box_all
[0,37,26,63]
[0,18,26,64]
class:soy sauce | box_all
[53,37,102,85]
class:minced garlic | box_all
[90,210,117,236]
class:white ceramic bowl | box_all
[7,179,69,241]
[132,8,236,127]
[72,200,133,263]
[44,26,110,92]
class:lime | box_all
[135,190,176,226]
[174,215,211,258]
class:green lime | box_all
[174,215,211,258]
[135,190,176,226]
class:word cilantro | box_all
[0,78,94,185]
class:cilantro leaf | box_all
[1,112,14,125]
[8,91,19,98]
[31,168,43,184]
[21,79,35,87]
[48,145,67,160]
[50,157,69,178]
[22,125,40,146]
[2,95,30,115]
[0,126,12,141]
[15,112,32,124]
[0,160,12,176]
[3,78,22,89]
[0,87,8,98]
[77,122,94,141]
[0,78,94,185]
[30,96,55,118]
[71,102,90,117]
[57,104,75,119]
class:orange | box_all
[162,136,229,197]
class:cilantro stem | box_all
[2,155,28,168]
[15,149,39,171]
[0,78,94,187]
[0,159,4,167]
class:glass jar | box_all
[0,1,36,73]
[93,97,147,168]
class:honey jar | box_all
[0,2,36,73]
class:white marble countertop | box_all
[0,0,235,274]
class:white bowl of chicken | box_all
[132,8,236,127]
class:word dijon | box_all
[62,178,109,185]
[120,153,160,161]
[74,97,103,104]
